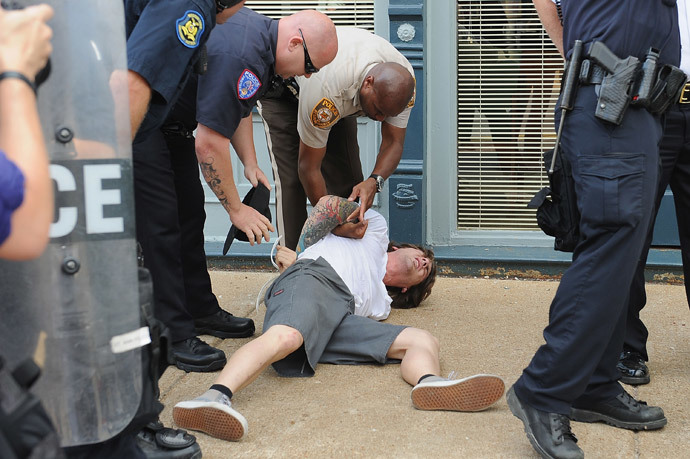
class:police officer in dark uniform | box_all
[620,3,690,386]
[128,0,255,376]
[82,1,246,458]
[507,1,680,457]
[193,7,337,245]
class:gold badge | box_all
[310,98,340,128]
[407,78,416,108]
[176,10,205,49]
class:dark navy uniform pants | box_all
[625,103,690,360]
[514,85,663,414]
[133,128,220,342]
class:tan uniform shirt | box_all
[295,27,415,149]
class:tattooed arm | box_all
[296,195,365,253]
[195,123,274,245]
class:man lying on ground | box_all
[172,195,505,441]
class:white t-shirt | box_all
[298,209,393,320]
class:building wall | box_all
[205,0,682,273]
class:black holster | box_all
[528,147,581,252]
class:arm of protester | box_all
[347,122,405,223]
[331,219,369,239]
[275,245,297,273]
[196,123,274,245]
[533,0,563,58]
[296,195,360,253]
[297,140,328,206]
[230,115,271,190]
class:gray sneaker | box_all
[173,389,248,442]
[411,373,505,411]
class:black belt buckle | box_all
[679,82,690,104]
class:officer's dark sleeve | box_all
[196,49,260,140]
[127,0,214,105]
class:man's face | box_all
[216,0,245,24]
[385,247,432,290]
[359,82,405,122]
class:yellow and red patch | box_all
[310,98,340,128]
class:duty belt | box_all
[160,122,194,138]
[679,81,690,104]
[578,61,607,86]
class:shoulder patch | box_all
[176,10,205,49]
[237,69,262,100]
[407,78,416,108]
[310,98,340,129]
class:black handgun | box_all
[588,41,640,125]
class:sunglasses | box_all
[298,28,319,74]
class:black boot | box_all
[617,350,650,385]
[194,309,255,339]
[571,390,666,431]
[507,386,584,459]
[171,337,226,372]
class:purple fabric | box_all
[0,150,25,244]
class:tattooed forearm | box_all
[199,159,230,210]
[296,195,359,253]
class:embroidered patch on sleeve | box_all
[407,78,416,108]
[310,98,340,128]
[176,10,205,49]
[237,69,262,100]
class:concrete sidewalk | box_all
[159,271,690,458]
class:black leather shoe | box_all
[571,390,666,431]
[507,386,584,459]
[136,420,202,459]
[617,350,650,385]
[171,337,226,372]
[194,309,255,339]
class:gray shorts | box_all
[264,257,407,377]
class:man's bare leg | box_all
[173,325,303,441]
[387,327,441,385]
[388,327,505,412]
[215,325,304,392]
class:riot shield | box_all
[0,0,142,446]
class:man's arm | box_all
[230,115,271,189]
[196,123,274,245]
[127,70,152,139]
[0,4,54,260]
[296,195,368,252]
[297,140,328,205]
[533,0,564,58]
[347,122,405,222]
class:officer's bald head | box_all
[275,10,337,79]
[359,62,415,121]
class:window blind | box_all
[245,1,375,30]
[457,0,562,230]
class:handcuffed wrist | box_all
[0,71,36,94]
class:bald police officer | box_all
[256,27,416,250]
[193,7,338,238]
